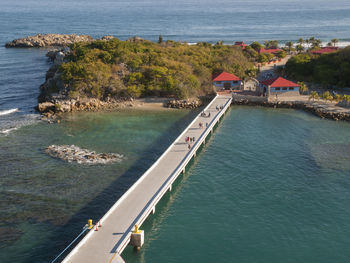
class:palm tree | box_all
[344,95,350,106]
[334,94,342,102]
[305,39,310,50]
[296,44,304,53]
[311,38,322,49]
[321,91,332,102]
[331,38,339,47]
[309,91,319,101]
[285,41,293,53]
[298,38,304,46]
[298,81,308,95]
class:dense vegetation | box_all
[243,40,287,64]
[285,47,350,87]
[59,38,254,99]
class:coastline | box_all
[231,94,350,121]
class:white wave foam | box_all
[0,113,40,135]
[0,127,18,135]
[0,108,18,116]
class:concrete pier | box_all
[62,95,232,263]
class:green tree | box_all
[275,50,287,59]
[298,81,308,94]
[250,41,262,51]
[264,40,279,49]
[258,53,268,63]
[311,38,322,49]
[297,38,304,46]
[321,91,333,102]
[285,41,293,53]
[296,44,304,53]
[309,91,319,101]
[305,39,310,50]
[334,94,342,102]
[331,38,338,47]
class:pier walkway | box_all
[62,95,232,263]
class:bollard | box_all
[133,224,140,234]
[88,219,93,229]
[130,224,144,250]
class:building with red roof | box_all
[259,48,283,54]
[234,41,247,49]
[260,77,300,97]
[212,72,241,90]
[311,47,338,55]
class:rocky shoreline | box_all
[231,98,350,121]
[45,145,124,164]
[166,99,202,109]
[5,34,95,48]
[35,44,205,119]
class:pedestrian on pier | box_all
[206,122,208,128]
[188,144,191,150]
[189,137,193,143]
[216,106,219,111]
[208,112,211,117]
[192,136,195,142]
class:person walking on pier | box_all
[188,144,191,150]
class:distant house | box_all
[212,72,241,90]
[234,41,247,49]
[260,77,300,97]
[311,47,338,55]
[259,48,283,54]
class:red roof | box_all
[260,77,300,88]
[259,48,283,54]
[311,47,338,54]
[234,41,247,48]
[213,72,241,81]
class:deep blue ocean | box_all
[1,1,350,262]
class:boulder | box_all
[38,102,55,112]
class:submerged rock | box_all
[45,145,124,164]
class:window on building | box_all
[289,87,294,90]
[275,87,281,91]
[216,81,222,84]
[233,81,238,84]
[282,87,287,90]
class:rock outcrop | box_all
[45,145,124,164]
[5,34,93,48]
[167,99,202,109]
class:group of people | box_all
[185,136,196,150]
[200,111,211,118]
[216,105,224,111]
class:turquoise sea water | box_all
[123,106,350,263]
[0,108,196,262]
